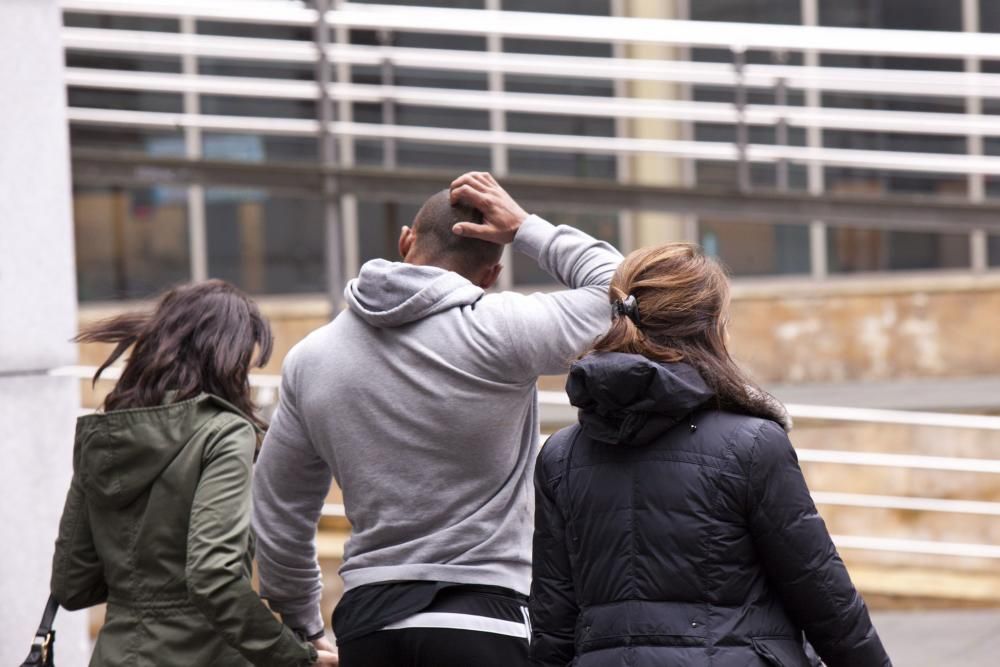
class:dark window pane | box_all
[503,38,611,58]
[827,228,970,273]
[502,0,610,15]
[70,126,185,156]
[66,51,181,74]
[825,169,967,198]
[699,220,810,276]
[397,106,490,130]
[198,58,313,80]
[68,87,182,113]
[196,20,311,41]
[990,235,1000,266]
[202,133,318,163]
[396,143,491,170]
[201,95,316,119]
[357,200,420,265]
[820,0,961,31]
[351,0,484,7]
[74,185,190,301]
[690,0,800,24]
[508,150,616,179]
[64,12,178,32]
[505,74,613,97]
[206,189,325,294]
[984,0,1000,32]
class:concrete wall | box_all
[78,272,1000,391]
[0,0,90,663]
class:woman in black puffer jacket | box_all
[529,243,890,667]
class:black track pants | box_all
[338,588,530,667]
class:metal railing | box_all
[58,1,1000,178]
[56,364,1000,561]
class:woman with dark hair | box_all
[51,280,337,666]
[529,245,890,667]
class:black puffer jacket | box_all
[529,353,890,667]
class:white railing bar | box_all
[797,449,1000,473]
[61,0,317,25]
[63,27,317,63]
[812,492,1000,516]
[831,535,1000,559]
[784,403,1000,430]
[62,28,1000,100]
[67,107,320,135]
[66,67,318,99]
[64,107,1000,176]
[55,367,1000,433]
[64,68,1000,138]
[61,0,1000,61]
[329,3,1000,60]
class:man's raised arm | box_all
[451,172,623,381]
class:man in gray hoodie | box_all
[252,172,622,666]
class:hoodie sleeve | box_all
[746,420,890,667]
[499,215,622,381]
[51,461,108,610]
[185,416,316,667]
[252,347,332,640]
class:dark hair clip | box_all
[613,294,641,326]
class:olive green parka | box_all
[51,394,318,667]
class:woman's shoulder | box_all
[694,410,792,464]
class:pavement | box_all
[872,609,1000,666]
[767,375,1000,412]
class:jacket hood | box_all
[345,259,485,328]
[74,394,254,508]
[566,352,714,447]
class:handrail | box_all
[63,108,1000,177]
[63,67,1000,138]
[60,1,1000,60]
[61,28,1000,100]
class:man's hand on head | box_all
[449,172,528,245]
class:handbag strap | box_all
[21,595,59,666]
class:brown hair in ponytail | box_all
[589,243,783,423]
[75,280,273,430]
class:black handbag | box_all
[20,595,59,666]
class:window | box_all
[74,185,190,301]
[205,189,326,295]
[827,228,970,273]
[700,220,810,276]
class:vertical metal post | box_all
[315,0,345,309]
[378,28,397,171]
[801,0,827,279]
[732,46,750,193]
[181,14,208,282]
[332,0,360,280]
[964,0,988,272]
[773,53,789,193]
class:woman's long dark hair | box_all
[76,280,273,430]
[588,243,786,425]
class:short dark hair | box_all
[411,189,502,274]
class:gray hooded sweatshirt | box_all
[252,215,622,637]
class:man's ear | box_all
[478,263,503,290]
[398,225,415,261]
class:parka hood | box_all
[74,394,255,508]
[566,352,714,447]
[344,258,485,328]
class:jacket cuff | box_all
[511,214,555,261]
[282,605,326,641]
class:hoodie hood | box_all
[345,259,485,328]
[74,394,254,508]
[566,352,714,447]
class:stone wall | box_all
[78,272,1000,388]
